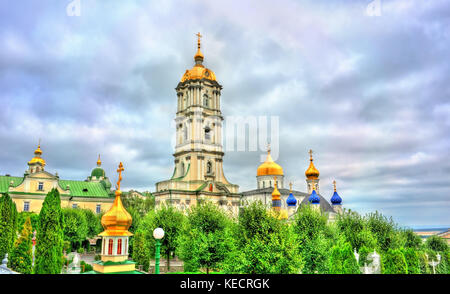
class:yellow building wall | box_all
[11,194,113,214]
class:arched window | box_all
[203,95,209,107]
[108,239,113,255]
[183,124,188,141]
[207,161,212,174]
[117,239,122,255]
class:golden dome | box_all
[181,32,217,83]
[257,148,284,176]
[305,149,320,180]
[99,162,132,237]
[271,178,281,200]
[28,144,46,166]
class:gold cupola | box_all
[99,162,132,237]
[257,145,284,177]
[28,142,46,167]
[305,149,320,180]
[181,32,217,82]
[96,154,102,166]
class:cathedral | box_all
[1,33,344,218]
[153,33,344,219]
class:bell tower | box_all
[154,33,240,214]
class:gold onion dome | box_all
[305,149,319,179]
[99,162,132,237]
[28,143,46,166]
[257,146,284,176]
[181,32,217,82]
[271,178,281,200]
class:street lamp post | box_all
[153,228,165,274]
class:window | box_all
[24,202,30,212]
[117,239,122,255]
[96,204,101,214]
[207,161,212,174]
[108,239,113,255]
[38,182,44,191]
[205,127,211,140]
[203,95,209,107]
[72,203,78,209]
[183,125,188,141]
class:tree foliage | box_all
[9,216,33,274]
[34,188,64,274]
[381,248,408,274]
[62,208,88,250]
[223,201,302,274]
[0,193,18,260]
[177,201,231,273]
[329,242,360,274]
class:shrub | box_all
[381,248,408,274]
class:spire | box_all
[305,149,320,180]
[28,141,46,167]
[99,162,132,237]
[286,182,297,207]
[271,176,281,210]
[97,154,102,167]
[331,180,342,205]
[194,32,204,65]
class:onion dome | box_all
[308,187,320,204]
[286,182,297,207]
[181,32,217,82]
[305,149,319,180]
[99,162,132,237]
[272,177,281,209]
[28,143,46,166]
[330,180,342,205]
[100,179,112,190]
[257,146,284,176]
[91,154,105,178]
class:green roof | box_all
[59,180,111,198]
[0,176,24,193]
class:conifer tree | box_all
[9,217,33,274]
[0,193,18,259]
[34,188,64,274]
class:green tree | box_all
[402,247,420,274]
[81,209,102,238]
[122,193,155,217]
[132,230,150,272]
[34,188,64,274]
[136,204,185,271]
[425,235,448,252]
[329,242,360,274]
[9,216,33,274]
[365,211,397,252]
[223,201,302,274]
[401,229,422,250]
[177,201,232,273]
[0,193,18,260]
[62,208,88,251]
[358,246,371,267]
[18,212,39,233]
[381,248,408,274]
[292,204,330,274]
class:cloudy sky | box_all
[1,0,449,227]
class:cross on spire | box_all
[116,162,124,190]
[309,149,313,161]
[333,180,337,192]
[289,182,293,192]
[196,32,202,49]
